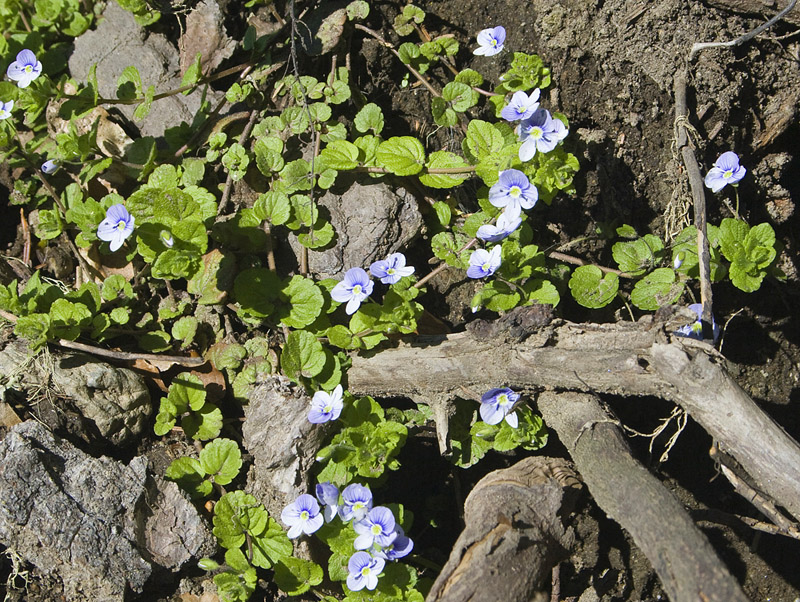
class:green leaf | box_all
[419,151,470,188]
[207,342,247,371]
[281,330,327,381]
[327,325,357,349]
[234,268,281,318]
[133,84,155,121]
[297,220,335,249]
[49,298,91,340]
[568,265,619,309]
[116,65,142,100]
[222,143,250,181]
[213,491,269,550]
[376,137,425,176]
[165,457,212,498]
[254,136,285,175]
[612,234,664,275]
[34,209,63,240]
[274,557,323,596]
[279,276,324,328]
[393,3,424,36]
[250,516,293,569]
[14,313,51,350]
[214,566,257,602]
[630,268,684,311]
[169,373,206,412]
[254,190,291,225]
[319,140,359,171]
[171,316,198,349]
[464,119,506,162]
[183,401,223,440]
[181,52,202,90]
[718,218,777,292]
[430,232,469,268]
[346,0,369,20]
[441,81,478,112]
[433,201,451,227]
[187,249,235,305]
[199,438,242,486]
[109,306,130,325]
[354,102,384,134]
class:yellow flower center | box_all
[498,394,509,407]
[531,127,544,139]
[371,524,382,535]
[509,186,522,198]
[723,169,733,179]
[24,65,32,73]
[353,284,362,295]
[361,566,371,576]
[116,221,127,231]
[300,510,309,520]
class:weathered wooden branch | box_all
[427,457,581,602]
[348,316,800,592]
[537,391,748,602]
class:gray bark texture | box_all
[537,391,748,602]
[0,421,214,602]
[0,338,151,446]
[426,457,581,602]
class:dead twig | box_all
[689,0,798,60]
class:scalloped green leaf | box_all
[199,438,242,486]
[568,265,619,309]
[630,267,684,310]
[281,330,326,381]
[376,137,425,176]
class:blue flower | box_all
[0,100,13,120]
[489,169,538,213]
[480,387,520,427]
[704,151,746,193]
[346,552,385,591]
[7,49,42,88]
[467,246,502,279]
[41,159,59,174]
[375,526,414,561]
[477,206,522,242]
[353,506,398,550]
[369,252,415,285]
[308,384,344,424]
[674,303,721,343]
[474,26,506,56]
[315,482,341,523]
[518,108,568,161]
[97,204,135,252]
[339,483,373,522]
[501,89,540,122]
[331,267,374,315]
[280,494,324,538]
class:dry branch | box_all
[537,391,748,602]
[427,457,581,602]
[348,316,800,530]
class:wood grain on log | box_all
[426,457,581,602]
[537,391,749,602]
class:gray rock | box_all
[242,375,336,522]
[69,1,204,139]
[288,182,423,279]
[0,421,214,602]
[0,339,151,446]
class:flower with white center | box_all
[501,89,541,122]
[480,387,520,427]
[354,506,398,550]
[280,494,324,538]
[346,552,384,591]
[489,169,538,213]
[518,108,568,161]
[97,204,135,252]
[704,151,746,193]
[7,49,42,88]
[0,100,13,120]
[308,384,344,424]
[473,26,506,56]
[477,206,523,242]
[331,267,374,315]
[466,245,502,279]
[369,252,415,285]
[339,483,374,522]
